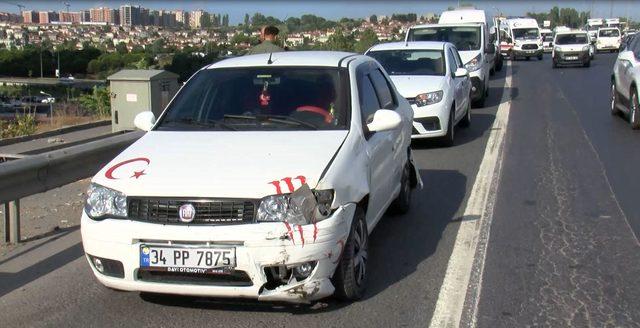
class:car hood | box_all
[389,75,446,98]
[458,50,481,64]
[93,130,348,199]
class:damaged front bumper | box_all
[81,203,356,303]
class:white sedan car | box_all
[611,37,640,129]
[81,51,421,303]
[366,42,472,146]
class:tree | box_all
[369,15,378,24]
[201,12,211,28]
[115,42,128,54]
[324,29,354,52]
[355,29,379,53]
[244,13,250,26]
[78,86,111,117]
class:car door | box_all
[357,64,400,227]
[447,47,466,121]
[453,47,472,111]
[617,38,640,101]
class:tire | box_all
[611,82,620,116]
[496,56,503,71]
[583,60,590,67]
[552,61,558,69]
[459,101,471,128]
[390,161,412,214]
[442,106,455,147]
[526,56,531,61]
[332,207,368,301]
[630,88,640,130]
[538,54,543,60]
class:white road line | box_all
[429,62,513,328]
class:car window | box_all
[156,67,349,131]
[555,34,589,45]
[359,75,381,123]
[446,49,457,75]
[453,48,464,68]
[369,69,395,109]
[408,26,481,51]
[599,29,620,37]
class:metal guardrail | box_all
[0,131,143,244]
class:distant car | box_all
[366,41,472,146]
[41,97,55,104]
[611,36,640,129]
[596,27,621,52]
[81,51,420,303]
[552,31,591,68]
[540,28,553,52]
[59,76,75,84]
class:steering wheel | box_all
[295,106,334,124]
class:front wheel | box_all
[332,207,368,301]
[459,101,471,128]
[537,54,543,60]
[630,88,640,130]
[583,60,591,67]
[442,106,455,146]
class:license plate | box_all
[566,56,578,60]
[140,245,236,273]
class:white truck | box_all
[406,8,497,107]
[506,18,543,60]
[585,18,604,39]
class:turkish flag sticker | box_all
[105,157,150,180]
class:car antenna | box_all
[267,52,274,64]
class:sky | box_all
[1,0,638,23]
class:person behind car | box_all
[246,25,285,55]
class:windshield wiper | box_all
[162,118,237,131]
[223,114,318,130]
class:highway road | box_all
[1,53,639,327]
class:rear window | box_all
[555,34,589,45]
[367,49,445,76]
[599,29,620,37]
[408,26,481,51]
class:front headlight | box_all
[464,53,482,72]
[415,90,444,107]
[554,46,562,53]
[84,183,127,219]
[257,185,334,225]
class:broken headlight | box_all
[85,183,127,220]
[257,185,334,225]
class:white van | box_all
[406,9,497,107]
[506,18,543,60]
[585,18,604,39]
[540,28,553,52]
[596,27,621,52]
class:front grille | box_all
[522,44,538,50]
[137,269,253,286]
[128,198,257,225]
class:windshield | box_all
[542,33,554,42]
[156,67,349,131]
[587,25,602,31]
[599,29,620,37]
[555,34,589,45]
[408,26,481,51]
[513,28,540,40]
[367,50,445,76]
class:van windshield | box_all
[555,34,589,45]
[156,67,349,131]
[599,29,620,37]
[367,50,446,76]
[513,28,540,40]
[408,26,481,51]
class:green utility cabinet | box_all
[107,69,180,132]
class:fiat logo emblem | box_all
[178,204,196,223]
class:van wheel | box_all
[583,60,590,67]
[496,57,503,71]
[538,54,543,60]
[526,56,531,61]
[332,207,368,301]
[630,87,640,130]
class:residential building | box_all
[189,10,205,29]
[22,11,39,24]
[175,10,188,26]
[59,11,82,23]
[38,11,59,24]
[120,5,141,26]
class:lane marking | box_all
[429,62,513,328]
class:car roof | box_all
[410,23,482,29]
[206,51,360,69]
[367,41,448,52]
[556,30,588,35]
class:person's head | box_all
[261,25,279,41]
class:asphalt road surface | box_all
[1,53,639,328]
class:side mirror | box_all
[485,43,496,54]
[134,111,156,131]
[366,109,402,133]
[454,68,469,78]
